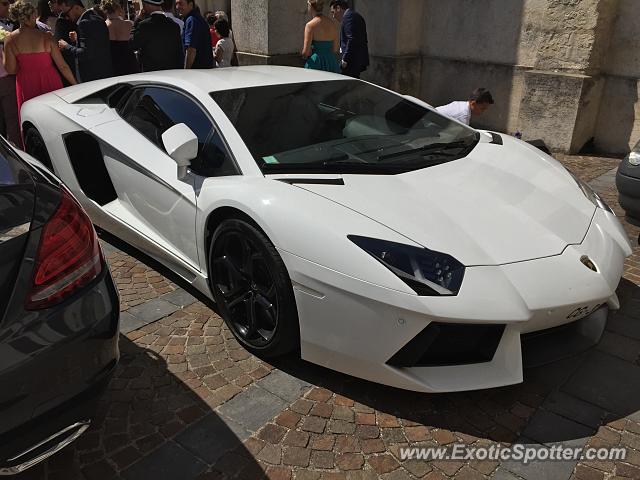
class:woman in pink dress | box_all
[3,0,76,124]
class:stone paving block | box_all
[119,311,148,334]
[500,437,580,480]
[491,467,525,480]
[175,413,249,464]
[217,383,288,433]
[542,391,607,429]
[121,441,206,480]
[525,352,586,389]
[597,330,640,363]
[606,311,640,340]
[522,410,595,445]
[99,239,118,256]
[257,369,312,403]
[562,350,640,415]
[162,288,198,308]
[127,298,180,323]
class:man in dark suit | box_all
[58,0,113,82]
[330,0,369,78]
[130,0,183,71]
[53,0,76,85]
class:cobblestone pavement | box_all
[15,155,640,480]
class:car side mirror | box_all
[161,123,198,178]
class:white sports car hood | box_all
[296,137,596,266]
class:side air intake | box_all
[387,322,505,367]
[63,132,117,206]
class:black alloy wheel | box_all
[209,219,299,357]
[24,128,54,172]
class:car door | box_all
[92,86,218,270]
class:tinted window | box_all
[211,80,479,175]
[120,87,237,176]
[0,142,31,186]
[0,154,14,185]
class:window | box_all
[0,141,31,186]
[119,87,237,177]
[211,80,479,175]
[0,151,16,185]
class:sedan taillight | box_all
[26,188,103,309]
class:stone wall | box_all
[199,0,230,15]
[417,0,528,135]
[232,0,307,65]
[594,0,640,153]
[229,0,640,155]
[355,0,424,96]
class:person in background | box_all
[37,0,57,31]
[48,0,60,16]
[302,0,339,73]
[58,0,113,82]
[131,0,145,25]
[206,11,217,48]
[213,10,237,66]
[0,0,20,146]
[53,0,75,85]
[213,18,232,68]
[329,0,368,78]
[435,88,494,126]
[162,0,181,35]
[4,0,76,128]
[90,0,106,20]
[102,0,137,75]
[130,0,182,71]
[175,0,212,69]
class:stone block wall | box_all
[228,0,640,155]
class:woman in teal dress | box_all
[302,0,340,73]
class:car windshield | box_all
[210,80,479,174]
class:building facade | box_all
[230,0,640,155]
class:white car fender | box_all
[195,176,419,295]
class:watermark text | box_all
[399,444,627,464]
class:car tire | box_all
[24,128,54,172]
[209,218,300,358]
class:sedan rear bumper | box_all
[2,421,92,476]
[0,269,119,474]
[616,171,640,226]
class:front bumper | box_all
[283,208,631,393]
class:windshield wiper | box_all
[321,153,350,164]
[304,153,358,165]
[377,140,472,161]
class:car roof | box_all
[55,66,353,104]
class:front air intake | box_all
[387,322,505,367]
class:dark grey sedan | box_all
[617,139,640,230]
[0,138,119,475]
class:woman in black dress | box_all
[102,0,138,75]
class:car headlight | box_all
[567,170,614,214]
[348,235,465,296]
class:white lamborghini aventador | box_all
[20,66,633,392]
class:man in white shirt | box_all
[435,88,494,126]
[0,1,19,147]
